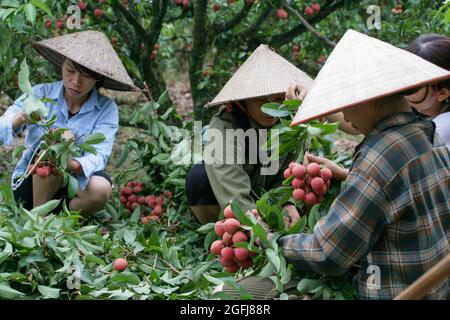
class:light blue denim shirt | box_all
[0,80,119,190]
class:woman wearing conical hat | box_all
[403,34,450,150]
[0,31,136,215]
[287,34,450,146]
[185,44,311,225]
[268,30,450,299]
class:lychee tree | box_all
[0,0,57,98]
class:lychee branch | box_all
[111,0,147,39]
[148,0,169,45]
[281,0,336,48]
[242,5,273,38]
[213,1,253,33]
[267,0,345,47]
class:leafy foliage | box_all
[0,0,446,301]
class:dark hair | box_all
[219,101,251,130]
[66,59,105,89]
[406,34,450,90]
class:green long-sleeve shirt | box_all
[204,108,295,211]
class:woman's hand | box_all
[282,204,300,230]
[245,209,274,245]
[12,112,29,130]
[325,112,360,135]
[285,82,311,101]
[62,130,75,141]
[306,153,349,181]
[67,156,82,174]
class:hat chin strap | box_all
[226,100,248,115]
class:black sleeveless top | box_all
[68,110,79,119]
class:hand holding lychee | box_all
[305,153,349,181]
[284,159,334,206]
[28,161,60,179]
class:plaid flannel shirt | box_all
[279,112,450,299]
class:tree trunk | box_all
[189,0,210,121]
[141,59,166,101]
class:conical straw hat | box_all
[292,29,450,126]
[33,31,137,91]
[208,44,313,107]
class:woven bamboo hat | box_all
[207,44,313,107]
[33,31,137,91]
[291,29,450,126]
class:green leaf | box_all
[104,203,117,224]
[287,215,307,235]
[203,273,224,286]
[124,229,137,245]
[308,204,321,231]
[67,175,79,199]
[158,121,172,138]
[0,252,11,266]
[8,272,27,283]
[252,223,268,243]
[130,206,141,223]
[23,96,49,117]
[296,278,321,293]
[282,99,301,108]
[322,287,332,300]
[18,59,32,95]
[266,248,281,273]
[223,280,253,300]
[60,151,69,170]
[194,263,212,282]
[84,133,106,145]
[79,144,97,155]
[115,144,130,168]
[204,230,216,251]
[310,121,339,135]
[261,103,290,118]
[2,1,20,9]
[40,98,56,105]
[12,145,26,160]
[24,3,36,24]
[111,272,141,285]
[30,199,60,215]
[157,90,169,106]
[30,0,53,17]
[196,222,214,234]
[37,285,60,299]
[230,201,253,226]
[0,184,14,205]
[0,284,25,299]
[307,125,323,136]
[259,262,275,277]
[49,142,66,154]
[85,255,106,265]
[168,246,182,269]
[0,8,16,20]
